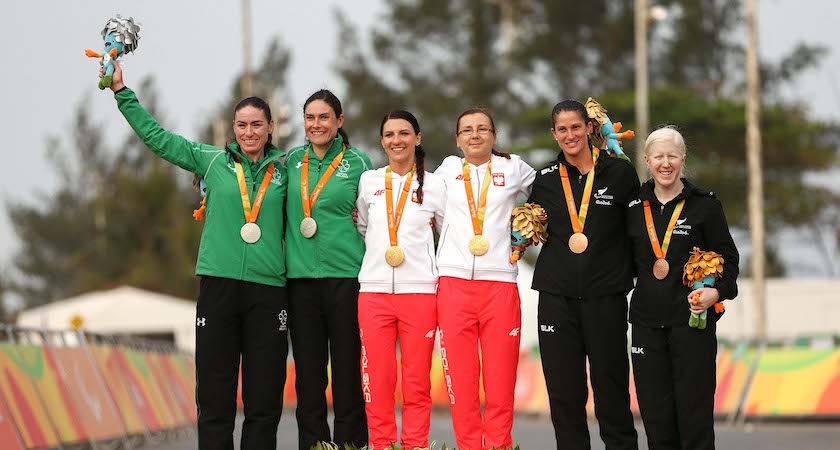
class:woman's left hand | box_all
[687,288,720,314]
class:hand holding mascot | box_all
[85,15,141,90]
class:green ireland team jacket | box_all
[284,136,372,278]
[116,87,288,287]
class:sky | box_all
[1,0,839,286]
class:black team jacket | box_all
[529,150,641,299]
[626,179,740,328]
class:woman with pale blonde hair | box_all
[625,126,739,450]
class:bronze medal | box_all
[468,235,489,256]
[568,232,588,254]
[653,259,670,280]
[240,222,262,244]
[385,245,405,267]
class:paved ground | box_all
[141,411,840,450]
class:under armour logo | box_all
[425,330,435,339]
[278,310,288,331]
[196,317,206,327]
[540,324,555,333]
[509,328,520,337]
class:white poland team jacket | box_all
[356,168,446,294]
[435,154,536,283]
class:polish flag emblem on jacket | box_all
[492,173,505,186]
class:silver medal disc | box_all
[300,217,317,238]
[240,223,261,244]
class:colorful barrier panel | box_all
[0,375,28,450]
[91,345,157,434]
[0,344,61,449]
[742,347,840,417]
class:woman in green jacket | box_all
[107,62,288,450]
[284,90,371,450]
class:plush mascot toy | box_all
[683,247,726,329]
[585,97,635,163]
[510,203,548,263]
[85,15,141,90]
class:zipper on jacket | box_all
[391,267,395,294]
[471,166,480,280]
[660,204,664,215]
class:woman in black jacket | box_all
[626,126,739,450]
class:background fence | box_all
[2,328,838,450]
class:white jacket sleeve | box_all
[518,157,537,198]
[355,172,370,237]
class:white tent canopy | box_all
[17,286,196,351]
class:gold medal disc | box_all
[300,217,317,239]
[468,235,490,256]
[385,245,405,267]
[653,259,670,280]
[240,223,262,244]
[568,232,588,254]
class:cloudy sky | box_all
[1,0,839,282]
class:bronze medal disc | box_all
[240,223,262,244]
[468,235,489,256]
[385,245,405,267]
[568,232,588,254]
[653,259,670,280]
[300,217,317,239]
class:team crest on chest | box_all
[492,173,505,186]
[336,159,351,178]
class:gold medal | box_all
[653,259,670,280]
[240,222,262,244]
[385,245,405,267]
[468,235,489,256]
[300,217,317,238]
[568,232,588,254]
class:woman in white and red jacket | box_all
[355,110,446,450]
[434,107,536,450]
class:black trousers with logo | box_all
[288,278,368,450]
[631,321,717,450]
[538,292,639,450]
[195,276,289,450]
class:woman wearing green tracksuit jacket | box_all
[284,89,372,450]
[108,63,288,450]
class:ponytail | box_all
[414,145,426,204]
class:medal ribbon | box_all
[234,161,275,223]
[643,199,686,260]
[301,144,346,219]
[462,159,492,236]
[385,165,415,247]
[558,148,600,233]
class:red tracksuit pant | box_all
[358,292,437,450]
[437,276,522,450]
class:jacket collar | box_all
[227,142,284,172]
[306,134,346,162]
[640,178,702,206]
[556,147,600,174]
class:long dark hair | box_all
[380,110,426,204]
[303,89,350,145]
[455,107,511,159]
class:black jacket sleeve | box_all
[702,197,740,301]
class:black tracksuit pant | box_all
[538,292,639,450]
[631,321,717,450]
[288,278,367,450]
[195,276,289,450]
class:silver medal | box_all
[240,223,261,244]
[300,217,317,238]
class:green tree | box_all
[7,78,202,307]
[334,0,840,276]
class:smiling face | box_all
[551,110,593,158]
[304,99,344,148]
[233,105,274,157]
[645,141,685,189]
[456,112,496,163]
[381,118,420,168]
